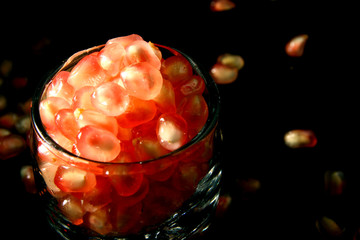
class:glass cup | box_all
[30,43,222,239]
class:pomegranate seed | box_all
[39,97,70,130]
[20,165,37,194]
[75,125,121,162]
[112,177,149,207]
[67,54,110,91]
[98,41,126,77]
[132,135,170,161]
[116,97,157,128]
[284,129,317,148]
[83,177,112,212]
[178,75,205,97]
[84,205,113,235]
[91,81,130,116]
[104,164,143,197]
[0,134,26,160]
[210,0,236,12]
[210,63,238,84]
[120,62,163,100]
[156,112,188,151]
[125,40,161,70]
[55,108,79,141]
[74,109,118,136]
[285,34,309,57]
[217,53,244,70]
[46,71,74,104]
[153,79,176,113]
[161,55,193,86]
[54,165,97,192]
[111,202,142,235]
[72,86,96,110]
[178,94,209,139]
[107,34,143,49]
[0,112,19,129]
[38,161,62,197]
[58,194,86,225]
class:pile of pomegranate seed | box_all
[35,34,213,235]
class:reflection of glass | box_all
[30,44,222,239]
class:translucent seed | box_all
[285,34,309,57]
[324,171,345,196]
[74,109,118,136]
[67,54,110,91]
[125,40,161,70]
[54,165,97,192]
[58,195,86,225]
[20,165,37,194]
[156,113,188,151]
[316,216,344,238]
[98,42,126,77]
[46,71,74,104]
[75,125,121,162]
[39,97,70,130]
[120,62,163,100]
[72,86,96,110]
[161,56,192,86]
[284,129,317,148]
[91,81,130,116]
[210,63,238,84]
[178,75,205,97]
[153,79,176,113]
[84,206,113,235]
[55,108,79,141]
[210,0,236,12]
[0,134,26,160]
[217,53,245,70]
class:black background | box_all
[1,1,359,239]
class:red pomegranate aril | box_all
[153,79,176,113]
[125,40,161,70]
[105,164,143,197]
[107,34,143,49]
[178,75,205,97]
[0,134,26,160]
[46,71,74,104]
[91,81,130,116]
[285,34,309,57]
[178,94,209,138]
[210,63,238,84]
[112,177,149,207]
[83,177,112,212]
[161,55,193,86]
[116,97,157,128]
[39,97,71,130]
[58,194,86,225]
[54,165,97,193]
[55,108,79,141]
[98,42,126,77]
[75,125,121,162]
[67,54,110,91]
[72,86,96,110]
[120,62,163,100]
[156,113,188,151]
[74,109,118,136]
[111,202,142,235]
[132,135,170,161]
[84,205,113,235]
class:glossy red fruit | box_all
[161,56,192,86]
[156,113,188,151]
[120,62,163,100]
[153,79,176,113]
[83,177,112,212]
[58,194,86,225]
[178,75,205,97]
[91,81,130,116]
[0,134,26,160]
[72,86,96,110]
[112,177,149,207]
[67,54,110,91]
[210,63,238,84]
[84,205,113,235]
[178,94,209,139]
[98,42,126,77]
[46,71,74,104]
[210,0,236,12]
[75,125,121,162]
[285,34,309,57]
[116,97,157,128]
[107,34,143,49]
[104,164,143,197]
[39,97,70,130]
[74,109,118,136]
[125,40,161,70]
[55,108,79,141]
[111,202,143,235]
[54,165,97,192]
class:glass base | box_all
[43,161,222,240]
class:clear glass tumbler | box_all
[30,43,222,239]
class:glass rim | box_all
[31,43,221,165]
